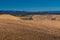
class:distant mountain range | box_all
[0,10,60,15]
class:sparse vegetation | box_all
[0,14,60,40]
[19,15,33,20]
[51,18,56,20]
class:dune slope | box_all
[0,14,60,40]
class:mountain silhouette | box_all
[0,10,60,15]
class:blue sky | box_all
[0,0,60,11]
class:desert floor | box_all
[0,14,60,40]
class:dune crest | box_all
[0,14,20,20]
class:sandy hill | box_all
[0,14,60,40]
[33,15,60,21]
[0,14,20,20]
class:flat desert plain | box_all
[0,14,60,40]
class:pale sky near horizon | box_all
[0,0,60,11]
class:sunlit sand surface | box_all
[0,14,60,40]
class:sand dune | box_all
[0,14,60,40]
[0,14,20,20]
[33,15,60,21]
